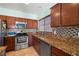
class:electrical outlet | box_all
[54,30,57,35]
[78,32,79,37]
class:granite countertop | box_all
[0,46,7,52]
[0,46,7,56]
[32,34,79,56]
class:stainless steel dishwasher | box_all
[40,40,51,56]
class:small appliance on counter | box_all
[7,31,16,37]
[7,29,16,37]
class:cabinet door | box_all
[28,33,33,46]
[0,15,6,20]
[7,16,16,28]
[33,36,40,54]
[51,3,61,27]
[6,37,15,51]
[52,46,70,56]
[16,18,25,22]
[27,19,33,29]
[32,20,38,29]
[62,3,79,26]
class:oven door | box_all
[17,36,28,43]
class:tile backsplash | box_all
[8,29,37,33]
[52,27,79,38]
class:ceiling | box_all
[0,3,56,20]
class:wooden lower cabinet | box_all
[51,46,71,56]
[32,36,51,56]
[6,37,15,51]
[32,36,71,56]
[32,36,40,55]
[28,33,34,46]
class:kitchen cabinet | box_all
[7,16,16,28]
[62,3,79,26]
[51,46,71,56]
[27,19,38,29]
[32,20,38,29]
[51,3,79,27]
[27,19,33,29]
[32,36,51,56]
[32,36,40,55]
[0,15,37,29]
[28,33,33,46]
[0,15,7,20]
[51,3,61,27]
[16,18,25,22]
[5,37,15,51]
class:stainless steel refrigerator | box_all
[0,19,7,46]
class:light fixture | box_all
[55,13,60,16]
[25,3,29,5]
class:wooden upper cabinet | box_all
[24,19,27,23]
[0,15,7,20]
[51,3,61,27]
[16,18,23,22]
[27,19,33,29]
[16,18,27,23]
[27,19,38,29]
[51,3,79,27]
[32,20,38,29]
[7,16,16,28]
[62,3,79,26]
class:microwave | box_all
[16,22,26,29]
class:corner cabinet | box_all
[51,3,79,27]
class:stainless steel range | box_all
[15,33,28,50]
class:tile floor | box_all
[6,46,38,56]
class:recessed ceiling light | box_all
[25,3,29,5]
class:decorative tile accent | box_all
[52,27,79,38]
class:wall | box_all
[0,7,37,19]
